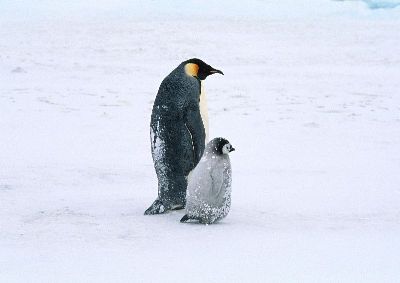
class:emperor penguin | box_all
[180,137,235,224]
[144,59,223,215]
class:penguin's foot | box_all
[180,214,190,223]
[180,214,201,223]
[144,199,166,215]
[171,204,184,211]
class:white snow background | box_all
[1,0,400,282]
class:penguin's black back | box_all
[150,63,205,176]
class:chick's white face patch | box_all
[222,143,232,155]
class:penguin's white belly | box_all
[199,82,209,142]
[187,83,208,182]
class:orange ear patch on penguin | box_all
[185,63,199,77]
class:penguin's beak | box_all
[229,147,235,152]
[209,68,224,75]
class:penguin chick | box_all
[180,137,235,224]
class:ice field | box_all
[1,1,400,282]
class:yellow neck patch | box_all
[184,63,199,77]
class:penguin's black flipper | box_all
[180,214,190,223]
[144,199,166,215]
[185,105,206,165]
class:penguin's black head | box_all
[184,58,224,80]
[211,137,235,155]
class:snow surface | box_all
[1,1,400,282]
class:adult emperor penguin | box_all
[144,59,223,215]
[180,137,235,224]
